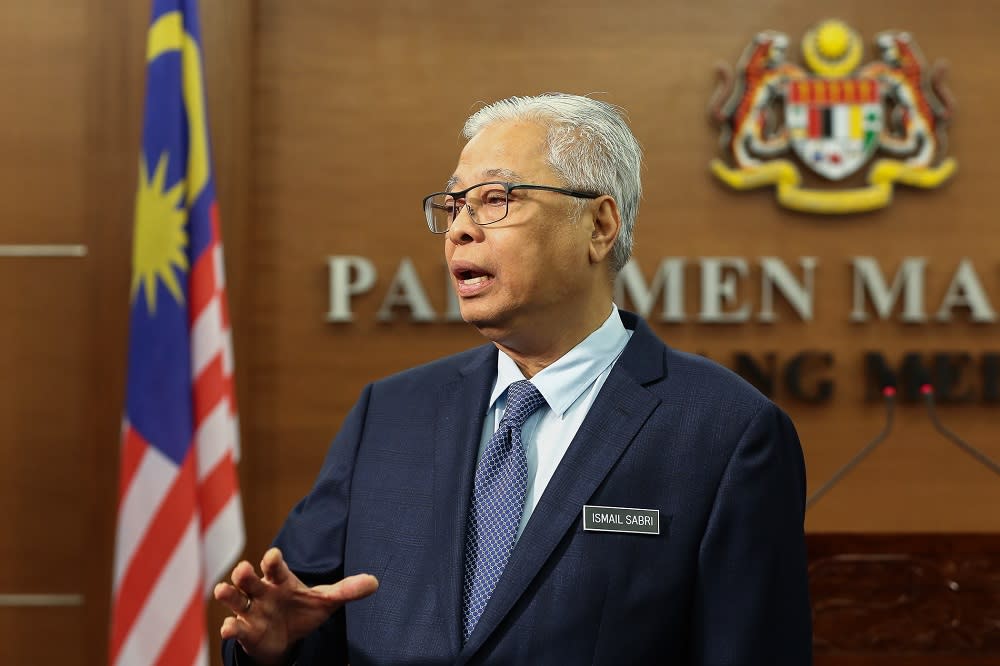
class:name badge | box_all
[582,505,660,535]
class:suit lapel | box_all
[432,345,498,655]
[458,314,667,661]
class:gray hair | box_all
[462,93,643,273]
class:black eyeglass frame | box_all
[421,181,602,234]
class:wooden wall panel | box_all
[0,0,997,662]
[0,1,102,663]
[0,608,87,664]
[245,4,1000,658]
[0,261,90,665]
[248,0,1000,544]
[0,2,89,243]
[0,261,90,589]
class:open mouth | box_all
[456,268,492,285]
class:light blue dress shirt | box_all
[479,305,632,539]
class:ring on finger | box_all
[243,594,252,613]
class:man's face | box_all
[444,120,598,348]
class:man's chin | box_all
[458,306,509,341]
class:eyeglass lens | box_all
[426,183,510,232]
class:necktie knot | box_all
[501,380,546,430]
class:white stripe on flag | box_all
[113,444,177,589]
[195,400,236,481]
[114,517,202,666]
[202,493,246,594]
[222,327,235,376]
[213,245,225,289]
[191,297,223,378]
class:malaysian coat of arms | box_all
[709,19,956,213]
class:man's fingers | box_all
[230,559,270,599]
[315,574,379,605]
[215,581,252,616]
[260,547,292,585]
[229,560,256,587]
[220,614,243,640]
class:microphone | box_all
[806,371,896,510]
[918,374,1000,478]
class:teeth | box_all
[461,275,489,285]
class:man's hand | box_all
[214,547,379,665]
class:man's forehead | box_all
[447,120,550,189]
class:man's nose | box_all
[447,204,483,244]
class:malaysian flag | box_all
[110,1,244,663]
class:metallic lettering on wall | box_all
[324,256,1000,405]
[708,19,956,214]
[327,256,999,326]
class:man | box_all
[216,93,812,665]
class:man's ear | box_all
[589,196,621,265]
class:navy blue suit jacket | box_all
[225,311,811,665]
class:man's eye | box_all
[483,192,507,206]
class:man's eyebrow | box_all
[483,168,522,182]
[445,168,523,192]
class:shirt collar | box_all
[490,304,630,418]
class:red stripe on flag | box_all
[194,353,227,425]
[210,201,222,240]
[110,451,198,661]
[199,452,239,529]
[119,425,149,499]
[153,584,206,666]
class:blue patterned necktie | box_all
[461,380,547,642]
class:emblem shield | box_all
[710,21,956,213]
[785,78,882,180]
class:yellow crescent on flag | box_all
[146,10,210,206]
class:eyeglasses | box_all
[421,181,601,234]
